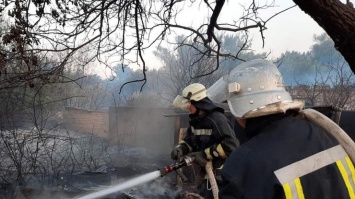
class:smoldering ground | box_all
[0,100,188,199]
[0,119,184,199]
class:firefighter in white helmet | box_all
[208,59,355,199]
[171,83,239,199]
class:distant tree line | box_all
[277,33,355,109]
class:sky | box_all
[3,0,351,78]
[134,0,326,71]
[243,1,325,58]
[95,0,353,77]
[222,0,353,57]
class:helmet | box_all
[223,59,299,118]
[172,83,207,109]
[182,83,207,101]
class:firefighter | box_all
[171,83,239,199]
[209,59,355,199]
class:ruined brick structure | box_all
[63,107,109,138]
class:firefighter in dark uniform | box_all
[208,59,355,199]
[171,83,239,199]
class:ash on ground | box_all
[7,146,190,199]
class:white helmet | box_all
[208,59,303,118]
[182,83,207,101]
[173,83,207,109]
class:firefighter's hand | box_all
[171,147,184,160]
[189,151,208,167]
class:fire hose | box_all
[160,156,219,199]
[300,108,355,163]
[205,161,219,199]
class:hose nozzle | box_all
[159,156,195,177]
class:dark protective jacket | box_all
[180,99,239,169]
[219,110,355,199]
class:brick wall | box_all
[63,107,108,138]
[109,107,176,153]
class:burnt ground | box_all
[4,148,201,199]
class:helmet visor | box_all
[206,76,229,103]
[172,95,190,110]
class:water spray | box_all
[75,156,195,199]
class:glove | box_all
[171,147,184,160]
[189,151,208,167]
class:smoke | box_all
[12,186,75,199]
[125,176,183,199]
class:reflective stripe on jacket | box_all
[275,145,355,199]
[182,110,239,168]
[219,111,354,199]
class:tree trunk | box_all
[293,0,355,73]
